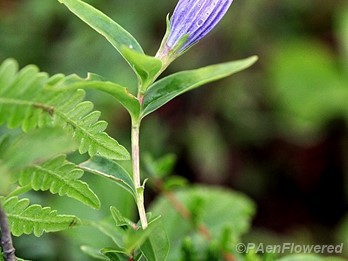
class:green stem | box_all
[131,120,148,229]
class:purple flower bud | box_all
[156,0,233,61]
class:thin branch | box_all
[0,202,16,261]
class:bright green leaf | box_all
[18,155,100,209]
[121,46,163,93]
[141,56,258,118]
[58,0,144,60]
[80,156,136,199]
[0,59,130,161]
[52,73,141,120]
[3,196,80,237]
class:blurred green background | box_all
[1,0,348,260]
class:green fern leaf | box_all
[48,89,129,160]
[18,155,100,209]
[0,59,51,129]
[0,59,129,160]
[2,196,80,237]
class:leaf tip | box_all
[250,55,259,63]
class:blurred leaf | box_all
[150,186,255,261]
[144,153,177,178]
[163,176,188,191]
[80,245,106,260]
[270,41,348,137]
[186,118,229,182]
[2,196,80,237]
[336,5,348,70]
[121,47,163,93]
[1,128,76,170]
[101,248,130,261]
[140,220,169,261]
[141,56,258,118]
[80,156,136,199]
[18,155,100,209]
[90,220,124,247]
[180,237,198,261]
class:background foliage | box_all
[0,0,348,260]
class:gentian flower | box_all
[156,0,233,64]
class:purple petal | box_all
[167,0,233,51]
[183,0,233,49]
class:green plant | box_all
[0,0,257,260]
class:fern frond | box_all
[0,59,129,160]
[2,196,80,237]
[49,90,129,160]
[18,155,100,209]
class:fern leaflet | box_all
[2,196,80,237]
[0,59,129,160]
[18,155,100,209]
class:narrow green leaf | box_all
[3,196,80,237]
[141,56,258,118]
[53,74,141,120]
[80,156,136,199]
[121,47,163,93]
[56,0,166,90]
[140,221,169,261]
[58,0,143,56]
[18,155,100,209]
